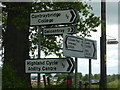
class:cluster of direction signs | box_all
[25,9,97,74]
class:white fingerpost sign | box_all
[25,58,74,73]
[63,34,84,58]
[30,9,77,26]
[84,39,97,59]
[42,26,77,35]
[63,34,97,59]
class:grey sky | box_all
[88,2,118,25]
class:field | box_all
[107,80,120,88]
[92,80,120,88]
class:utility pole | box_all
[100,0,107,88]
[89,59,92,89]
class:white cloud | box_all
[107,60,118,68]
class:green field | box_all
[92,80,120,88]
[107,80,120,88]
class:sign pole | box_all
[89,59,92,89]
[67,73,72,90]
[75,57,78,90]
[37,26,41,88]
[43,75,46,87]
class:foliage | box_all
[53,73,120,88]
[107,80,120,88]
[45,81,67,89]
[2,60,29,88]
[78,73,82,80]
[91,80,120,89]
[45,73,52,77]
[82,74,89,82]
[93,74,100,80]
[107,74,119,82]
[55,73,68,84]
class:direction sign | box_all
[25,58,74,73]
[30,9,78,26]
[63,34,84,58]
[42,26,77,35]
[84,39,97,59]
[63,34,97,59]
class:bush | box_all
[2,63,29,88]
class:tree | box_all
[78,72,83,80]
[94,74,100,80]
[55,74,68,84]
[2,2,32,88]
[2,1,101,89]
[82,74,89,82]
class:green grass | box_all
[91,80,120,88]
[107,80,120,88]
[92,84,99,88]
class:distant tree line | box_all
[51,73,120,84]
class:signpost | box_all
[42,26,77,35]
[29,8,98,90]
[30,9,77,26]
[25,58,74,73]
[84,39,97,59]
[30,9,77,89]
[63,34,84,58]
[63,34,97,59]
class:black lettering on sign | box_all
[68,42,76,45]
[38,19,53,23]
[67,45,74,49]
[76,39,80,43]
[42,66,56,71]
[27,61,45,66]
[86,45,91,48]
[46,61,58,65]
[28,67,41,71]
[68,38,75,42]
[31,13,61,18]
[44,29,65,34]
[85,52,91,56]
